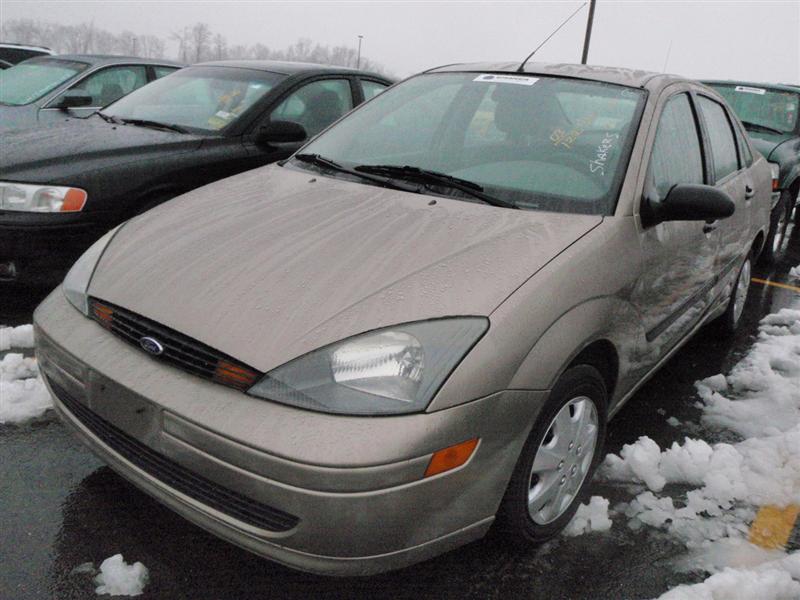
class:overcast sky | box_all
[3,0,799,81]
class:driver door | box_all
[631,91,721,368]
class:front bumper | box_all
[0,212,111,286]
[34,289,546,575]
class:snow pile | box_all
[655,550,800,599]
[789,264,800,279]
[0,352,52,424]
[93,554,149,597]
[599,303,800,594]
[0,324,34,351]
[563,495,613,536]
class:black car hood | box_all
[747,130,795,161]
[0,116,204,182]
[0,104,40,133]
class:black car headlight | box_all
[0,181,87,212]
[248,318,488,415]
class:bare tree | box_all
[190,22,212,62]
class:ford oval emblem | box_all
[139,336,164,356]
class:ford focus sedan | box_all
[34,62,770,575]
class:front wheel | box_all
[495,365,607,544]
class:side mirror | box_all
[56,90,94,110]
[254,120,308,147]
[642,184,735,228]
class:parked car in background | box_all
[704,81,800,259]
[0,60,391,286]
[34,62,770,575]
[0,42,53,65]
[0,54,182,132]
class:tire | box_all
[495,364,608,545]
[761,194,789,263]
[718,254,752,335]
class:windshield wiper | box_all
[97,111,123,124]
[354,164,518,209]
[117,117,190,134]
[741,120,784,135]
[293,154,418,192]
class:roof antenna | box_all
[517,2,588,73]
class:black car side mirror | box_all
[641,184,735,228]
[255,120,308,147]
[56,90,94,110]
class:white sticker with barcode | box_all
[735,86,766,95]
[473,74,539,86]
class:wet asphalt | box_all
[1,221,799,600]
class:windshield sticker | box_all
[473,74,538,86]
[735,86,766,95]
[590,132,619,176]
[550,114,596,149]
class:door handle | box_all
[703,221,718,234]
[745,185,755,200]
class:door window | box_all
[649,93,704,201]
[71,65,148,107]
[270,79,353,138]
[697,96,740,182]
[361,80,388,101]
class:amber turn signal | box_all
[424,438,479,478]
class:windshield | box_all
[295,72,645,214]
[710,84,799,134]
[0,58,88,106]
[103,66,285,134]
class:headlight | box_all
[0,181,87,212]
[63,226,122,315]
[248,318,488,415]
[769,163,780,192]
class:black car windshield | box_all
[0,58,88,106]
[295,72,645,214]
[103,66,285,134]
[710,84,799,134]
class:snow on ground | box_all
[597,302,800,597]
[789,264,800,279]
[1,324,51,424]
[93,554,149,597]
[0,324,34,351]
[563,495,613,536]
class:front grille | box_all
[51,379,300,533]
[88,298,262,391]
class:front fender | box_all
[508,296,645,408]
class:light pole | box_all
[356,35,364,69]
[581,0,596,65]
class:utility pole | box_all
[356,35,364,69]
[132,36,137,56]
[581,0,596,65]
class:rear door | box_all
[695,93,752,285]
[633,90,720,363]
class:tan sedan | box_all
[34,62,771,575]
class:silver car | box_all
[34,62,771,575]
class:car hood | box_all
[0,116,203,181]
[747,130,794,161]
[89,165,603,373]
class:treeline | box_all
[1,19,386,73]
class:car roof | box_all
[425,61,684,91]
[0,42,53,53]
[192,59,388,80]
[27,54,183,67]
[702,80,800,94]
